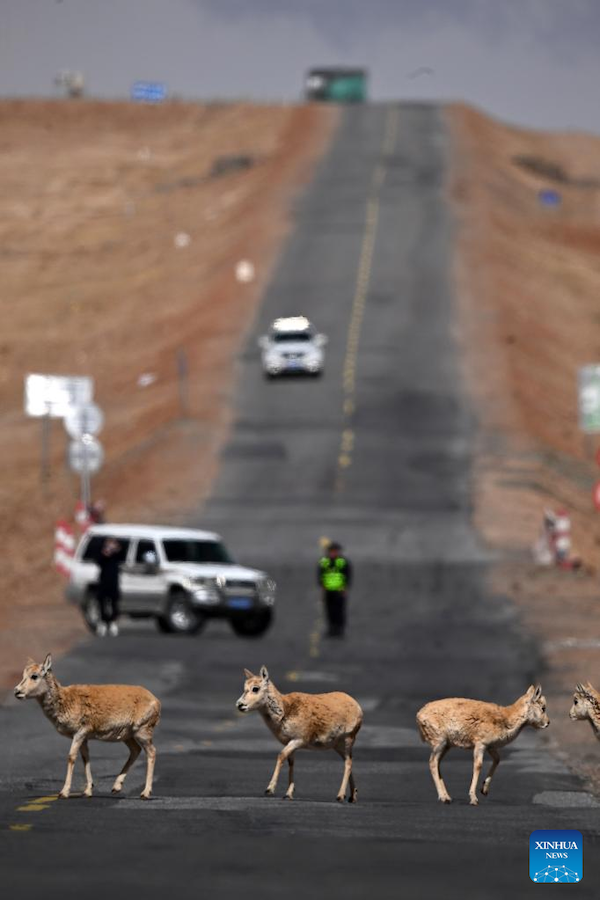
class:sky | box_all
[1,0,600,132]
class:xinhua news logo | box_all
[530,830,583,883]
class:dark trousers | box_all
[98,592,119,624]
[323,591,346,636]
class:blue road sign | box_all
[538,189,561,207]
[131,81,167,103]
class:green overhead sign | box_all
[305,68,367,103]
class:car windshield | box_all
[271,332,312,343]
[162,539,232,564]
[82,535,130,563]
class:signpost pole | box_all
[81,439,91,511]
[177,348,189,418]
[40,414,51,485]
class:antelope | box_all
[569,682,600,738]
[14,654,161,800]
[236,666,363,802]
[416,684,549,805]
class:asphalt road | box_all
[2,103,599,898]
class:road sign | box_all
[539,189,561,207]
[64,403,104,438]
[68,435,104,475]
[131,81,167,102]
[25,373,94,418]
[578,365,600,433]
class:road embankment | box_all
[448,102,600,788]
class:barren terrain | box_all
[449,104,600,784]
[0,99,336,688]
[5,98,600,789]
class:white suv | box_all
[259,316,327,378]
[66,524,276,636]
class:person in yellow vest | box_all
[318,541,352,638]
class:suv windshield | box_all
[271,332,312,343]
[82,535,130,563]
[162,539,232,564]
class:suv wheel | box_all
[156,591,205,635]
[229,609,272,637]
[82,592,101,633]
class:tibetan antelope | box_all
[417,684,549,805]
[14,654,161,799]
[236,666,363,802]
[570,682,600,738]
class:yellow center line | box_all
[213,719,237,732]
[16,804,52,812]
[308,602,324,659]
[10,793,59,829]
[335,106,399,493]
[309,109,400,661]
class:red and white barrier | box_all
[54,519,76,577]
[533,507,580,570]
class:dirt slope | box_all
[448,104,600,785]
[0,100,337,687]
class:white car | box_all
[65,524,276,636]
[258,316,327,378]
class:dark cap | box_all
[328,541,342,551]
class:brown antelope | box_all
[416,684,549,805]
[569,682,600,738]
[14,654,161,800]
[236,666,363,802]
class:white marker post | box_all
[64,403,104,509]
[24,373,94,486]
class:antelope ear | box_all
[533,684,542,700]
[40,654,52,676]
[576,682,586,694]
[260,665,270,683]
[525,684,536,699]
[586,681,595,693]
[243,668,254,679]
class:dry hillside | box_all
[0,100,336,688]
[449,104,600,784]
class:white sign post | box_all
[68,435,104,509]
[578,365,600,434]
[64,402,105,509]
[25,373,94,418]
[64,403,104,439]
[24,373,94,485]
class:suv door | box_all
[120,539,166,615]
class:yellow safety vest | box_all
[320,557,347,591]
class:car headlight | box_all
[258,578,276,606]
[182,577,220,604]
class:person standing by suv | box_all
[318,541,352,638]
[95,538,122,637]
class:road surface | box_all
[1,104,598,898]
